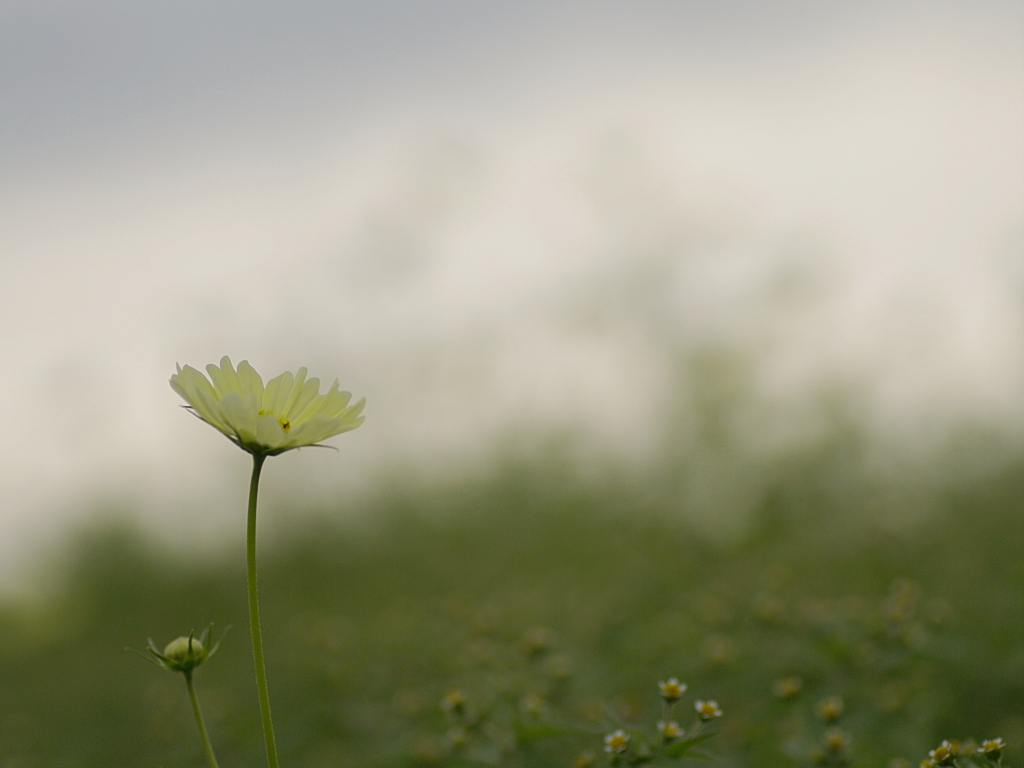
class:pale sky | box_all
[1,1,1022,590]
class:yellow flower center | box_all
[660,721,682,738]
[659,679,685,699]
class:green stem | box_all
[247,452,280,768]
[184,671,220,768]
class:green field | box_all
[0,446,1020,767]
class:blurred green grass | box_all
[0,448,1020,767]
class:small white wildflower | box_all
[604,730,629,754]
[694,699,723,720]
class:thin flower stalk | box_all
[185,670,220,768]
[247,452,279,768]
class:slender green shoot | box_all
[247,452,280,768]
[185,670,220,768]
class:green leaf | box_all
[663,730,719,759]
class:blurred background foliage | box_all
[0,429,1020,768]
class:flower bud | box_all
[162,636,206,672]
[133,624,228,676]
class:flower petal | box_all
[218,391,259,443]
[235,360,265,402]
[287,377,322,422]
[262,370,292,415]
[279,367,308,416]
[206,357,239,397]
[255,412,285,449]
